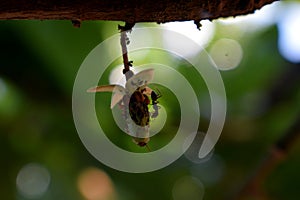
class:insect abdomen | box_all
[129,91,150,126]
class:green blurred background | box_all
[1,1,300,200]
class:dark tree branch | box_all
[0,0,278,22]
[234,116,300,200]
[233,62,300,200]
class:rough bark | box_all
[0,0,278,22]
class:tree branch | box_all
[233,116,300,200]
[0,0,278,22]
[233,62,300,200]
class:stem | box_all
[120,31,129,74]
[119,23,135,81]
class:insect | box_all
[129,89,150,126]
[150,89,162,118]
[87,69,157,148]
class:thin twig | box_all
[118,23,135,81]
[120,31,129,72]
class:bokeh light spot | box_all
[16,163,51,199]
[77,167,116,200]
[163,20,215,57]
[209,38,243,70]
[278,3,300,63]
[172,176,204,200]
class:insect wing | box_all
[111,90,125,108]
[125,69,154,93]
[87,85,126,108]
[87,84,125,93]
